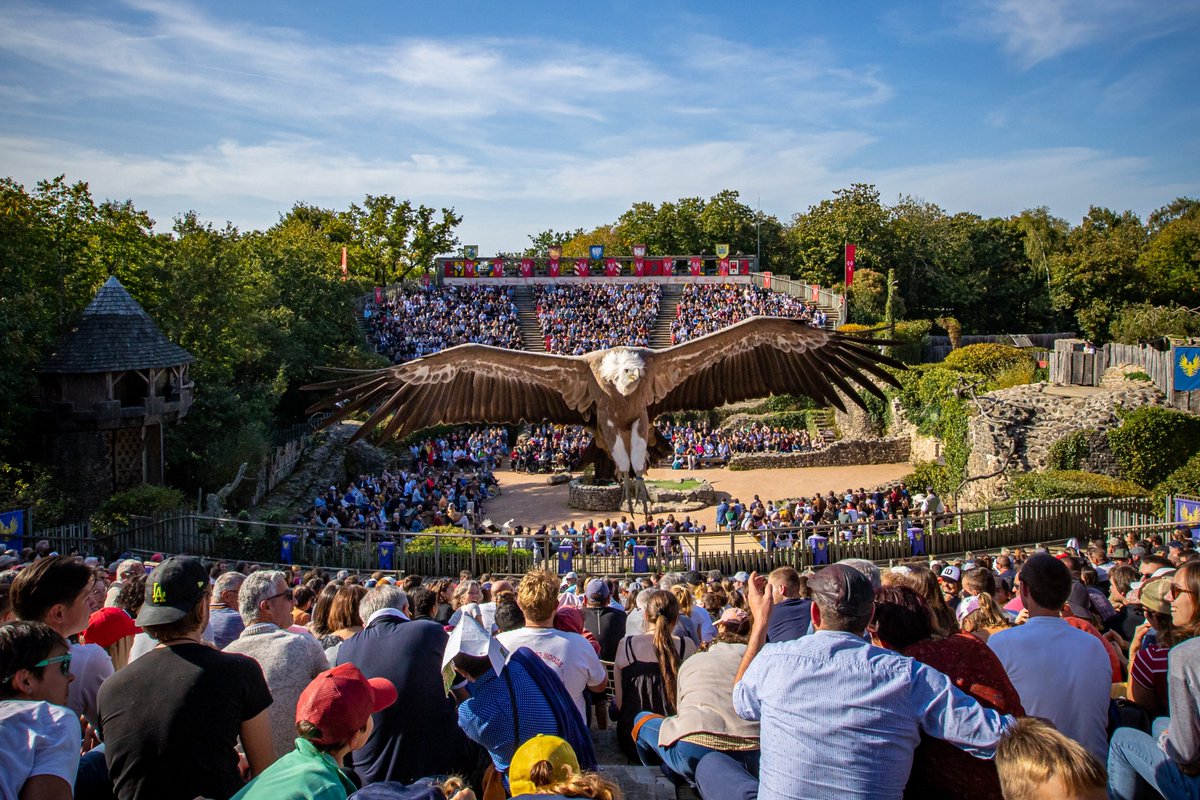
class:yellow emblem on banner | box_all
[1180,353,1200,378]
[715,243,730,259]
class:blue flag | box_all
[378,540,395,570]
[1175,347,1200,392]
[589,244,604,260]
[808,534,829,565]
[908,526,926,556]
[0,508,25,554]
[632,544,650,572]
[280,534,297,565]
[558,544,574,575]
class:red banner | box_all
[649,258,662,276]
[464,260,476,278]
[520,259,534,277]
[341,247,348,282]
[634,258,645,277]
[689,256,702,276]
[374,286,383,304]
[548,259,560,278]
[811,285,820,302]
[762,272,772,289]
[491,257,504,277]
[738,259,750,275]
[718,258,730,276]
[660,258,673,274]
[605,258,620,276]
[444,262,454,277]
[575,258,589,277]
[845,243,856,286]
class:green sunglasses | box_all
[2,653,71,685]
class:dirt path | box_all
[483,462,913,530]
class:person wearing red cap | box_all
[231,664,397,800]
[82,607,140,671]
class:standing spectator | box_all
[104,560,145,608]
[694,565,1014,800]
[82,606,140,671]
[11,555,114,729]
[0,620,81,800]
[764,566,811,643]
[335,585,479,786]
[226,571,329,760]
[98,557,275,800]
[987,553,1111,760]
[209,571,246,650]
[580,579,626,662]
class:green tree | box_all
[340,194,461,285]
[785,183,889,286]
[1139,198,1200,309]
[1049,207,1147,341]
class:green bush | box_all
[1153,451,1200,507]
[1107,406,1200,489]
[894,365,976,493]
[404,527,518,557]
[92,484,186,529]
[756,411,811,429]
[1125,371,1152,382]
[1009,470,1150,500]
[942,343,1033,379]
[1048,430,1095,471]
[1109,303,1200,345]
[890,320,932,365]
[905,460,952,498]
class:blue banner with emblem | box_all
[557,544,574,575]
[1176,347,1200,392]
[908,526,926,556]
[632,544,650,573]
[1175,497,1200,538]
[0,508,26,554]
[378,540,395,570]
[808,533,829,565]
[280,533,298,565]
[589,245,604,260]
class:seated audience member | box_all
[446,617,596,793]
[633,607,760,785]
[335,585,480,786]
[995,717,1106,800]
[320,584,368,664]
[291,585,315,627]
[82,606,140,671]
[232,663,397,800]
[496,571,608,722]
[407,587,438,621]
[580,579,626,661]
[1120,575,1183,718]
[98,557,276,800]
[1107,561,1200,800]
[209,571,247,649]
[764,566,811,643]
[104,560,145,608]
[226,570,329,759]
[508,735,621,800]
[11,555,114,729]
[871,585,1024,800]
[0,620,82,800]
[494,597,525,634]
[694,565,1015,800]
[987,553,1111,761]
[959,592,1015,643]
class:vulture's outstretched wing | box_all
[645,317,903,415]
[305,344,595,443]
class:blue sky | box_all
[2,0,1198,252]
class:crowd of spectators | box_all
[509,424,593,473]
[2,530,1198,799]
[660,420,821,467]
[532,284,660,355]
[671,283,826,344]
[365,286,521,363]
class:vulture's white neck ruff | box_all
[599,349,645,396]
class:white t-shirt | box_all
[67,642,113,729]
[0,700,82,799]
[496,626,606,718]
[988,616,1112,760]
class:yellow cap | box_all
[508,735,579,795]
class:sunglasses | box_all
[3,653,73,683]
[1168,584,1197,600]
[264,588,294,603]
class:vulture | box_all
[306,316,903,504]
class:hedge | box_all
[942,343,1033,379]
[404,527,521,557]
[1009,470,1150,500]
[1107,406,1200,489]
[91,484,186,529]
[1154,451,1200,506]
[1048,430,1095,471]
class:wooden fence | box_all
[1050,339,1200,412]
[31,496,1161,578]
[923,332,1076,364]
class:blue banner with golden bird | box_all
[1176,497,1200,537]
[0,508,26,553]
[1176,347,1200,392]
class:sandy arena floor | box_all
[482,462,913,530]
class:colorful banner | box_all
[575,258,589,277]
[520,259,534,278]
[808,533,829,565]
[463,245,479,260]
[280,533,297,565]
[557,543,574,575]
[547,259,560,278]
[811,285,820,302]
[715,243,730,259]
[762,271,772,289]
[718,258,730,276]
[605,258,620,276]
[1176,497,1200,536]
[0,508,25,553]
[1176,347,1200,392]
[908,526,926,556]
[689,256,702,276]
[378,540,395,570]
[589,245,604,260]
[632,544,650,573]
[634,258,645,277]
[845,243,856,286]
[632,244,647,259]
[374,286,383,304]
[443,262,454,277]
[738,259,750,275]
[421,274,430,288]
[464,260,476,278]
[649,258,662,276]
[490,257,504,277]
[548,245,563,261]
[341,247,348,282]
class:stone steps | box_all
[651,284,683,349]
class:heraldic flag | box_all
[1176,347,1200,392]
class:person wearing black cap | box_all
[97,557,276,800]
[694,565,1015,800]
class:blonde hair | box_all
[995,718,1106,800]
[517,571,559,623]
[669,584,694,612]
[960,593,1013,635]
[528,760,623,800]
[105,636,134,671]
[452,580,480,610]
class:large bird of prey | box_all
[307,317,903,503]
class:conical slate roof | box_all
[40,277,194,374]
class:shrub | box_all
[1154,451,1200,506]
[994,359,1037,389]
[1125,371,1152,382]
[1109,303,1200,344]
[1107,406,1200,489]
[1009,470,1150,500]
[935,316,963,350]
[837,323,875,336]
[890,319,932,365]
[1048,430,1095,471]
[404,528,519,557]
[942,343,1033,379]
[905,460,952,498]
[92,484,187,529]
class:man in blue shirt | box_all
[696,564,1015,800]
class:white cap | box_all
[442,616,508,679]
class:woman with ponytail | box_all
[612,590,696,761]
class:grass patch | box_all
[646,478,703,490]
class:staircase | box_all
[650,284,683,349]
[810,408,839,443]
[510,286,545,353]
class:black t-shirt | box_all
[581,605,627,661]
[767,597,813,643]
[98,642,273,800]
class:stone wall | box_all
[728,437,911,470]
[568,479,716,513]
[959,382,1165,508]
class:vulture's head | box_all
[598,349,645,396]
